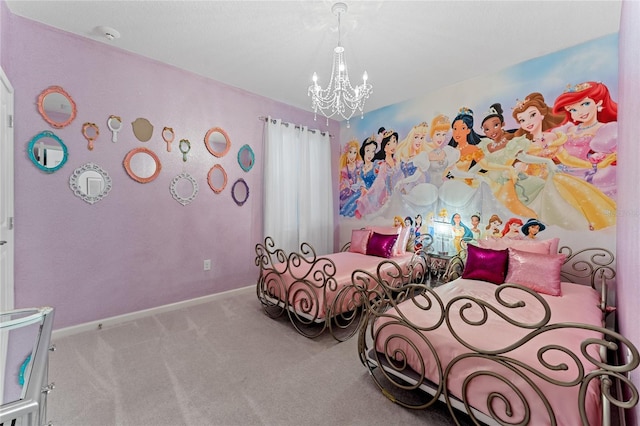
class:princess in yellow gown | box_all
[510,93,616,230]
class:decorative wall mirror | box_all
[123,147,162,183]
[170,172,199,206]
[237,144,255,172]
[69,163,112,204]
[162,127,175,152]
[132,117,153,142]
[28,130,68,173]
[107,115,122,142]
[37,86,77,129]
[207,164,227,193]
[179,139,191,162]
[204,127,231,157]
[231,178,249,206]
[82,122,99,151]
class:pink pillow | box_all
[349,229,372,255]
[394,226,411,256]
[478,237,559,255]
[504,248,567,296]
[462,244,509,284]
[366,232,399,258]
[366,226,402,255]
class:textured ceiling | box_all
[5,1,622,118]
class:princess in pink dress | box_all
[552,81,617,200]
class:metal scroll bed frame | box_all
[356,246,639,425]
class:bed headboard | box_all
[445,244,615,289]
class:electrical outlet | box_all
[203,259,211,271]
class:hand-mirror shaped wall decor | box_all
[207,164,227,194]
[69,163,112,204]
[82,122,99,151]
[179,139,191,162]
[237,144,255,172]
[107,115,122,142]
[162,127,175,152]
[37,86,77,129]
[170,172,199,206]
[231,178,249,206]
[132,118,153,142]
[204,127,231,157]
[123,147,162,183]
[28,130,68,173]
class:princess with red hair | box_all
[552,81,617,199]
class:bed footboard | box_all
[255,236,428,342]
[358,248,639,425]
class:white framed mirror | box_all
[69,163,112,204]
[170,172,199,206]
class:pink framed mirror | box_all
[123,147,162,183]
[204,127,231,158]
[37,86,77,129]
[207,164,228,193]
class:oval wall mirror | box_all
[231,178,249,206]
[207,164,227,193]
[28,130,68,173]
[204,127,231,158]
[37,86,77,129]
[69,163,112,204]
[107,115,122,142]
[82,122,99,151]
[132,117,153,142]
[237,144,255,172]
[170,172,199,206]
[123,147,162,183]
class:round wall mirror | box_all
[107,115,122,142]
[69,163,112,204]
[204,127,231,157]
[82,122,99,151]
[231,178,249,206]
[170,172,199,206]
[37,86,77,129]
[207,164,228,193]
[237,144,255,172]
[123,147,162,183]
[28,130,68,173]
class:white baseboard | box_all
[52,285,253,339]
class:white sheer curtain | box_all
[263,117,334,255]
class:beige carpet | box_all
[47,286,469,425]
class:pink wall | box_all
[618,2,640,424]
[1,12,339,329]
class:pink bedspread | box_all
[264,252,416,320]
[374,278,603,425]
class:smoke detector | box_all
[95,26,120,41]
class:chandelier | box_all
[308,2,372,127]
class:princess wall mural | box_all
[337,34,618,254]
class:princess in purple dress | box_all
[339,139,363,217]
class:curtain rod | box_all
[258,116,333,138]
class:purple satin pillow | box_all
[504,248,567,296]
[462,244,509,284]
[366,232,399,258]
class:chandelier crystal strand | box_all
[308,2,372,127]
